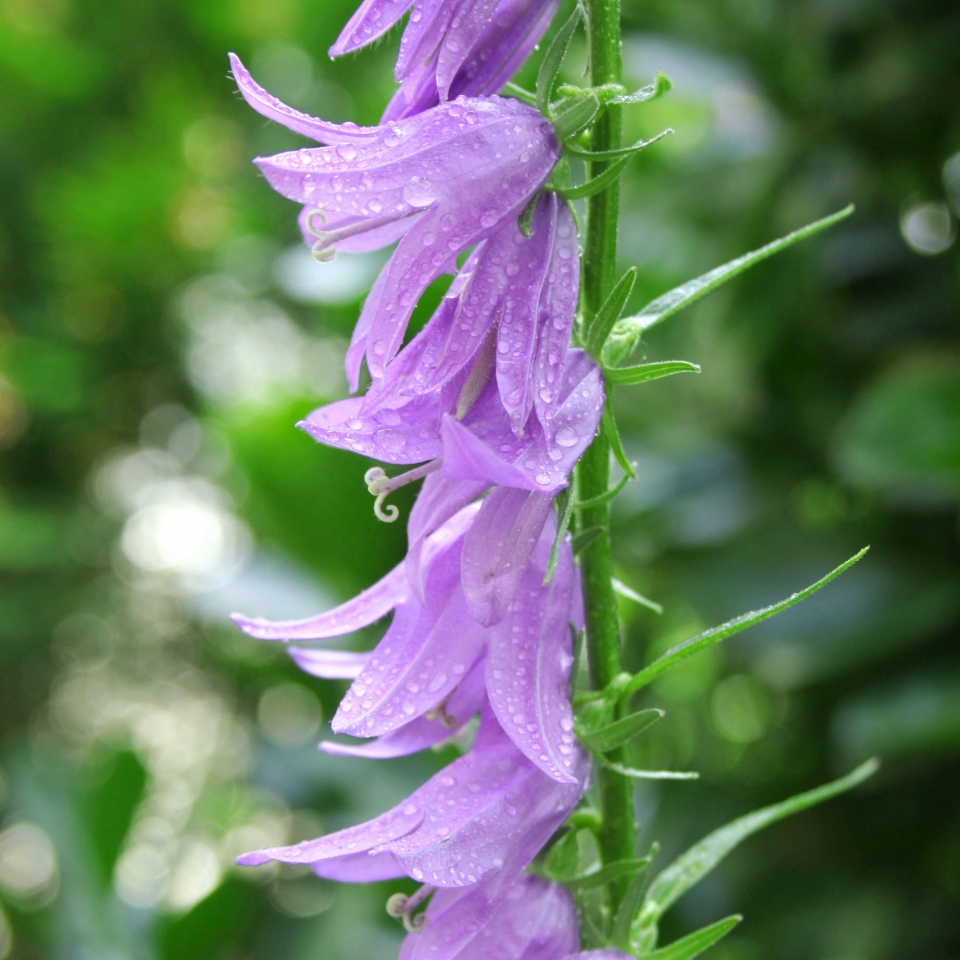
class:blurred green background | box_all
[1,0,958,957]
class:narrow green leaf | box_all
[585,267,637,358]
[612,577,663,614]
[571,525,604,555]
[605,360,700,386]
[617,548,869,701]
[601,402,637,479]
[564,857,653,890]
[609,72,673,104]
[557,153,631,200]
[544,486,574,585]
[565,128,673,162]
[631,759,879,952]
[603,205,856,367]
[537,5,582,115]
[641,915,742,960]
[611,845,659,950]
[596,755,699,780]
[503,82,537,106]
[552,91,600,141]
[574,473,631,512]
[576,708,664,753]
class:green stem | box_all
[576,0,634,918]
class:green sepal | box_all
[557,153,631,200]
[571,525,604,555]
[611,547,868,702]
[543,827,581,880]
[639,915,742,960]
[601,402,637,479]
[536,5,582,115]
[544,156,571,192]
[544,486,575,585]
[603,204,856,368]
[552,91,601,141]
[517,192,540,238]
[503,81,537,106]
[630,759,879,953]
[563,856,653,890]
[565,128,672,162]
[574,473,631,512]
[585,266,637,358]
[612,577,663,614]
[609,72,673,105]
[604,360,701,386]
[575,708,664,753]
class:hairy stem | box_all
[576,0,634,918]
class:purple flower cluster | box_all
[230,2,607,954]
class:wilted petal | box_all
[231,561,410,641]
[320,656,485,758]
[401,873,578,960]
[460,486,554,625]
[289,648,370,679]
[486,532,578,782]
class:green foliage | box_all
[602,206,855,368]
[639,915,741,960]
[629,760,879,953]
[576,708,664,752]
[604,360,701,386]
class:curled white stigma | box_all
[305,208,337,263]
[364,461,443,524]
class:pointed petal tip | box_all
[236,850,271,867]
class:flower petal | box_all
[333,536,487,736]
[486,532,579,783]
[289,648,370,679]
[406,472,487,599]
[230,53,379,145]
[460,485,554,625]
[532,198,580,434]
[298,394,444,464]
[374,707,585,887]
[495,194,559,434]
[231,561,409,641]
[320,656,485,758]
[401,874,578,960]
[330,0,415,57]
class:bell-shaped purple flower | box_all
[233,502,582,782]
[299,346,602,495]
[380,191,580,438]
[400,873,578,960]
[236,702,587,888]
[229,53,559,386]
[330,0,561,122]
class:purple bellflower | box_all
[330,0,560,122]
[229,53,560,386]
[236,700,588,888]
[399,873,578,960]
[233,502,582,783]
